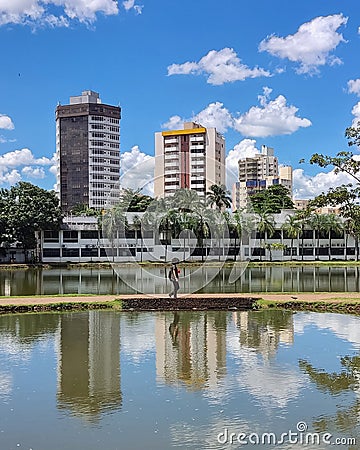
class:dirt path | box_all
[0,292,360,306]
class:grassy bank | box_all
[0,293,360,315]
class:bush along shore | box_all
[0,294,360,314]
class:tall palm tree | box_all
[256,211,275,261]
[323,213,343,261]
[294,207,313,261]
[206,184,232,211]
[132,214,143,262]
[282,214,302,260]
[309,213,327,260]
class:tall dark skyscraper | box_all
[56,90,121,212]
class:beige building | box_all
[154,122,225,198]
[232,145,293,210]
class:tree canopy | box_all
[249,184,294,214]
[0,182,62,251]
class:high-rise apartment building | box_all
[56,90,121,212]
[154,122,225,198]
[232,145,293,210]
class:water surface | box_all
[1,265,360,296]
[0,310,359,449]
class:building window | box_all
[43,248,60,257]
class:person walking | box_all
[168,259,180,299]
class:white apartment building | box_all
[154,122,225,198]
[232,145,293,210]
[56,90,121,212]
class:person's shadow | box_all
[169,312,180,346]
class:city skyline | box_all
[1,0,360,199]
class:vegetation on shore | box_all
[0,295,360,315]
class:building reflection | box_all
[57,311,122,422]
[155,311,227,391]
[233,310,294,359]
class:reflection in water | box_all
[0,310,359,449]
[300,355,360,435]
[1,265,360,295]
[57,311,122,422]
[156,311,227,391]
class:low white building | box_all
[38,211,357,264]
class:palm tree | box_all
[309,213,327,260]
[101,206,127,262]
[323,213,343,261]
[256,211,275,261]
[206,184,232,211]
[282,214,302,260]
[132,215,143,262]
[294,208,313,261]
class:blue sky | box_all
[0,0,360,199]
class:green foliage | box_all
[70,203,99,217]
[249,184,294,214]
[0,182,62,251]
[118,188,153,212]
[206,184,231,210]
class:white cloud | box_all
[351,101,360,128]
[193,102,233,134]
[0,0,119,27]
[347,79,360,96]
[0,147,54,186]
[259,14,347,74]
[21,166,46,178]
[234,88,312,137]
[161,115,183,130]
[162,102,233,134]
[122,0,143,14]
[162,89,311,139]
[226,139,260,189]
[120,145,155,196]
[167,47,271,85]
[0,114,14,130]
[293,167,355,199]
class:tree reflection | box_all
[299,355,360,433]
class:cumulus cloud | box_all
[347,79,360,96]
[0,148,54,186]
[259,14,347,74]
[0,0,119,27]
[225,139,260,189]
[161,115,183,131]
[162,102,233,134]
[0,114,14,130]
[122,0,143,14]
[167,47,271,85]
[21,166,46,179]
[193,102,233,134]
[120,145,155,196]
[351,102,360,128]
[293,167,356,199]
[234,87,312,137]
[163,89,311,139]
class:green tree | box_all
[249,184,294,214]
[308,123,360,260]
[0,182,62,262]
[206,184,232,210]
[70,203,99,217]
[308,213,327,260]
[323,213,343,261]
[256,211,275,261]
[282,214,302,260]
[119,188,153,212]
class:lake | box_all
[1,265,360,296]
[0,310,358,449]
